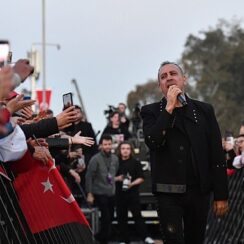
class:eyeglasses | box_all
[236,139,244,144]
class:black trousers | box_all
[94,194,115,243]
[116,192,148,243]
[156,187,210,244]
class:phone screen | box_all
[226,136,234,146]
[63,93,73,109]
[0,40,10,67]
[24,96,31,100]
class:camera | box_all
[104,105,117,120]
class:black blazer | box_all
[141,97,228,201]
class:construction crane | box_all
[71,79,88,121]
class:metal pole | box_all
[31,46,37,112]
[42,0,46,109]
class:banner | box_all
[36,89,52,111]
[12,151,89,234]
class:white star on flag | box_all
[41,177,54,193]
[61,194,75,204]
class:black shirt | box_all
[101,125,131,141]
[116,157,144,194]
[174,107,199,186]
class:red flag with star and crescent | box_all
[11,151,89,234]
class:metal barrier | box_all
[0,162,93,244]
[0,164,36,244]
[205,168,244,244]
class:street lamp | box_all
[42,0,46,109]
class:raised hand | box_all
[56,106,77,130]
[6,94,35,114]
[165,85,182,114]
[72,131,95,146]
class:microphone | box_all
[177,94,187,106]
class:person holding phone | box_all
[223,132,236,172]
[0,40,10,67]
[233,134,244,169]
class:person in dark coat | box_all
[64,105,98,164]
[141,61,228,244]
[62,105,98,200]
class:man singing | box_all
[141,61,228,244]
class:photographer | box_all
[115,141,154,244]
[101,111,131,152]
[118,102,130,129]
[104,105,117,122]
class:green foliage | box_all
[126,19,244,135]
[126,79,162,113]
[181,19,244,135]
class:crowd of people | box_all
[0,57,244,244]
[223,125,244,173]
[0,58,155,244]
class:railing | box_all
[0,164,36,244]
[0,162,93,244]
[205,168,244,244]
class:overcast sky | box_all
[2,0,244,132]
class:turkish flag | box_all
[11,151,89,234]
[36,89,52,111]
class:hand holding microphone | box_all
[177,93,187,106]
[165,85,187,114]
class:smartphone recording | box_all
[63,92,73,109]
[0,40,10,67]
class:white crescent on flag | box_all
[48,160,56,172]
[61,194,75,204]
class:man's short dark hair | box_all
[118,102,126,108]
[158,61,184,81]
[110,111,119,118]
[100,134,112,144]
